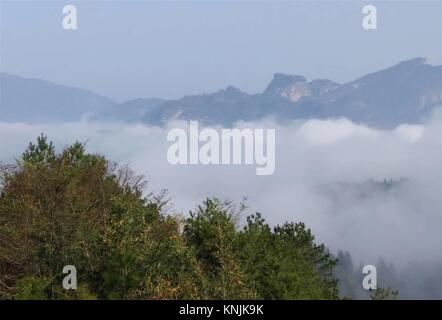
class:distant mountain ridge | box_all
[0,73,116,122]
[1,58,441,128]
[141,57,441,128]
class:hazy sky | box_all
[1,1,441,101]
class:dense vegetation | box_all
[0,135,394,300]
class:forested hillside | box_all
[0,136,343,300]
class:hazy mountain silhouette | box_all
[0,73,116,122]
[1,58,441,127]
[91,98,164,123]
[141,57,442,128]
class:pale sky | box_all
[1,0,441,101]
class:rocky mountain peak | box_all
[264,73,306,94]
[264,73,339,102]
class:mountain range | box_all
[0,72,116,123]
[1,57,441,128]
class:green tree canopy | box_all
[1,135,340,300]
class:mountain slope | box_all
[0,73,116,122]
[291,57,442,127]
[92,98,164,123]
[1,58,440,127]
[138,58,441,128]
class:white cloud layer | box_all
[1,111,441,268]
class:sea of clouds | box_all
[1,110,441,272]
